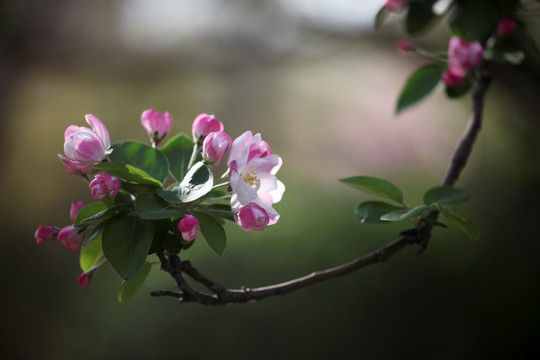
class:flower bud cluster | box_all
[442,36,483,87]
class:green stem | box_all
[187,143,201,170]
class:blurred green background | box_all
[1,1,540,359]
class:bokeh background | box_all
[2,0,540,359]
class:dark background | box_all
[1,1,540,359]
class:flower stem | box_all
[187,143,200,170]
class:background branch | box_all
[152,73,492,306]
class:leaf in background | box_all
[437,205,480,241]
[340,176,404,204]
[423,185,470,206]
[517,23,539,54]
[135,192,186,220]
[449,0,498,41]
[192,211,227,255]
[406,0,438,35]
[80,234,103,272]
[374,6,390,30]
[94,162,162,187]
[109,141,169,183]
[355,201,403,224]
[380,205,431,222]
[483,48,525,65]
[396,64,445,114]
[102,216,156,280]
[118,262,154,302]
[161,134,200,182]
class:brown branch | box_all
[152,72,492,306]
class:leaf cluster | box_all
[76,135,233,301]
[340,176,480,241]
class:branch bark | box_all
[151,73,492,306]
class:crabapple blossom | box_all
[227,131,285,227]
[442,70,463,87]
[70,201,86,222]
[235,203,270,232]
[385,0,407,13]
[447,36,483,77]
[34,226,58,244]
[192,113,224,141]
[178,215,199,242]
[57,225,83,251]
[498,18,517,36]
[140,108,172,141]
[89,173,121,200]
[397,40,413,54]
[78,272,91,288]
[58,114,111,174]
[202,131,232,165]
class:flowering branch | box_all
[150,72,492,305]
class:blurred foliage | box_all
[1,0,540,359]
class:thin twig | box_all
[153,73,492,305]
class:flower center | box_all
[243,171,260,188]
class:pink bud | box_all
[178,215,199,242]
[78,272,91,288]
[498,18,517,36]
[89,173,121,200]
[57,225,83,250]
[442,70,463,87]
[192,113,224,140]
[70,201,87,222]
[141,108,173,140]
[34,225,59,244]
[448,36,483,77]
[397,40,414,54]
[203,131,232,165]
[58,114,111,175]
[385,0,407,13]
[235,203,270,232]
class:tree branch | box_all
[152,73,492,306]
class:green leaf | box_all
[203,204,235,222]
[164,233,183,254]
[396,64,445,114]
[423,185,470,206]
[74,202,108,225]
[79,204,128,225]
[445,75,473,99]
[340,176,404,204]
[94,162,162,187]
[374,6,390,30]
[109,141,169,183]
[483,48,525,65]
[517,24,539,54]
[102,216,156,281]
[449,0,498,41]
[406,0,437,35]
[118,262,154,302]
[135,192,186,220]
[165,162,214,203]
[148,219,170,254]
[380,205,431,222]
[161,134,200,182]
[437,205,480,241]
[79,234,103,272]
[355,201,403,224]
[192,211,227,255]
